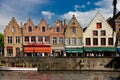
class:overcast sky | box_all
[0,0,120,33]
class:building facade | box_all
[23,18,51,57]
[51,20,65,56]
[65,15,83,56]
[108,12,120,54]
[83,12,116,56]
[4,17,22,57]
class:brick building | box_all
[4,17,22,57]
[65,15,83,56]
[51,20,66,56]
[23,18,51,57]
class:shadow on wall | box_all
[108,76,120,80]
[104,57,120,69]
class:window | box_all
[16,36,20,44]
[119,28,120,31]
[7,49,13,57]
[25,36,29,42]
[65,38,70,45]
[96,23,102,29]
[12,27,15,32]
[72,38,76,45]
[38,36,43,43]
[45,36,50,44]
[86,38,91,45]
[8,36,12,44]
[16,48,20,56]
[93,30,98,36]
[56,27,60,32]
[93,38,98,45]
[78,38,82,45]
[28,26,32,32]
[108,38,113,45]
[42,26,45,32]
[31,36,36,42]
[59,37,63,44]
[52,37,57,44]
[72,27,76,34]
[101,30,106,36]
[101,38,106,45]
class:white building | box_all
[83,12,116,56]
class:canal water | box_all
[0,71,120,80]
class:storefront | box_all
[65,48,83,57]
[24,44,52,57]
[84,47,116,57]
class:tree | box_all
[0,33,4,56]
[0,33,4,46]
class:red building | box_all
[23,18,52,57]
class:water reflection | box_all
[0,71,120,80]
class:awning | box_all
[24,47,51,53]
[65,48,83,53]
[24,47,34,53]
[117,48,120,52]
[84,47,116,52]
[7,46,13,49]
[34,47,51,53]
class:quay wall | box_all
[0,57,120,71]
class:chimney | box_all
[113,0,117,17]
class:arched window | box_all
[12,27,15,32]
[28,26,32,32]
[56,27,60,32]
[42,26,45,32]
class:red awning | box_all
[34,47,51,53]
[24,47,34,53]
[24,47,51,53]
[7,46,13,49]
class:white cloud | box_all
[81,5,85,8]
[61,0,120,28]
[87,1,90,5]
[0,0,50,33]
[41,11,54,19]
[74,5,86,11]
[74,5,80,11]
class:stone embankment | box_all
[0,57,120,71]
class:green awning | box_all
[84,47,116,52]
[66,48,83,53]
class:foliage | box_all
[0,33,4,47]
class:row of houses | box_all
[3,12,120,57]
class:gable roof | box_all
[84,11,112,32]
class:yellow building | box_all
[65,15,83,56]
[4,17,22,57]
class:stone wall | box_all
[0,57,120,71]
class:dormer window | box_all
[96,23,102,29]
[42,26,45,32]
[12,27,15,32]
[28,26,32,32]
[72,27,76,34]
[56,27,60,32]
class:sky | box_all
[0,0,120,33]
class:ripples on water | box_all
[0,71,120,80]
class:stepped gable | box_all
[65,15,83,36]
[4,17,20,34]
[51,19,64,33]
[5,17,19,29]
[37,18,51,34]
[67,15,82,29]
[23,17,35,31]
